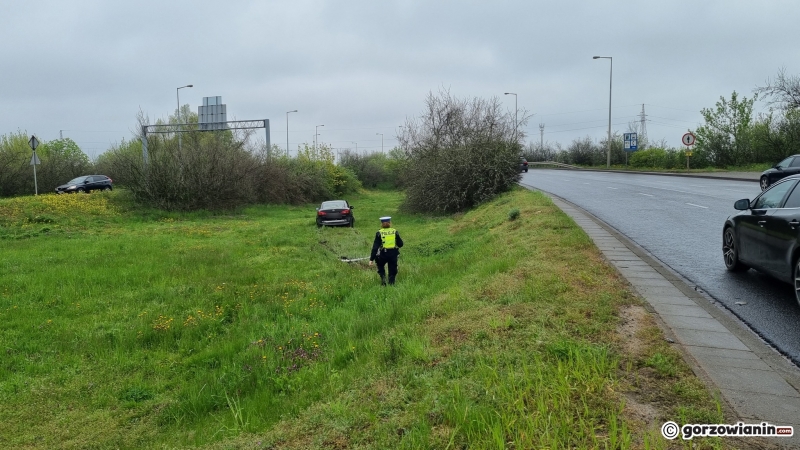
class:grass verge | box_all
[0,189,736,448]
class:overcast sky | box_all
[2,0,799,159]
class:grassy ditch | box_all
[0,189,731,448]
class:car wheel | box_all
[77,188,85,194]
[103,186,112,191]
[794,256,800,309]
[723,227,749,272]
[761,176,770,191]
[317,222,322,228]
[349,218,354,228]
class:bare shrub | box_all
[399,89,526,214]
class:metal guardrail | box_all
[527,161,582,170]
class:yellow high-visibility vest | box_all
[379,228,397,249]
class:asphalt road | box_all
[520,169,800,365]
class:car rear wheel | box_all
[794,257,800,308]
[723,227,749,272]
[761,176,770,191]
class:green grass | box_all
[0,189,727,449]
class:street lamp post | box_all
[352,141,358,154]
[286,110,297,157]
[504,92,517,142]
[315,124,324,152]
[376,132,383,153]
[593,56,613,168]
[176,84,193,151]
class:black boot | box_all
[388,276,395,286]
[380,275,387,286]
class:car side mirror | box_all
[350,206,354,209]
[84,180,90,184]
[734,199,750,210]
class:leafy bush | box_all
[339,148,409,189]
[508,208,520,221]
[0,132,92,197]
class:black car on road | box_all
[760,154,800,190]
[55,175,113,194]
[316,200,354,227]
[723,175,800,305]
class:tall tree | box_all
[694,91,756,167]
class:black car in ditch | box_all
[759,154,800,190]
[55,175,113,194]
[723,175,800,305]
[316,200,354,227]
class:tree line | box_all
[523,69,800,169]
[1,90,526,215]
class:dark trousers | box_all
[376,253,398,284]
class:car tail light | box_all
[342,209,350,214]
[318,211,326,216]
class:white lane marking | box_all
[639,193,654,197]
[583,182,590,185]
[686,202,709,209]
[607,187,618,190]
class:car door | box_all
[86,176,99,192]
[738,179,797,271]
[761,182,800,281]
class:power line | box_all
[535,103,642,117]
[643,103,700,113]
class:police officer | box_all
[369,216,404,286]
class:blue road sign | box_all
[624,132,638,151]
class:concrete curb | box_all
[532,166,760,183]
[530,185,800,447]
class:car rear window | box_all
[321,201,347,209]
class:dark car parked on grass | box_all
[723,175,800,306]
[55,175,113,194]
[760,154,800,190]
[316,200,354,227]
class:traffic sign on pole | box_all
[623,132,638,151]
[28,135,40,195]
[682,132,696,146]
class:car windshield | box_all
[320,201,347,209]
[778,156,794,168]
[68,176,89,184]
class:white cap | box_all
[379,216,392,222]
